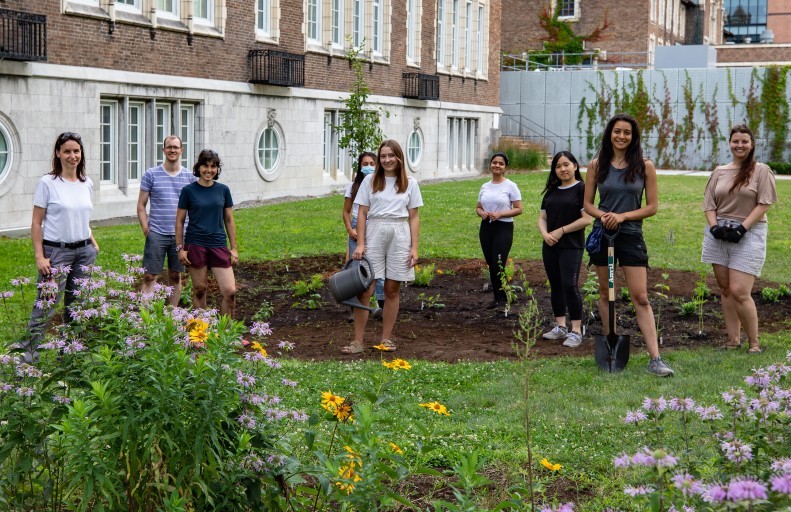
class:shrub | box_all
[762,286,782,303]
[413,263,437,287]
[490,139,546,170]
[767,161,791,175]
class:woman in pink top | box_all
[701,125,777,353]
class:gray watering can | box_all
[329,257,381,315]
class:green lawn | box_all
[1,173,789,510]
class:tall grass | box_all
[489,139,547,170]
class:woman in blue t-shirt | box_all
[475,152,523,309]
[538,151,591,348]
[175,150,238,318]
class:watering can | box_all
[329,257,381,315]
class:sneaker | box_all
[562,331,583,348]
[647,357,675,377]
[543,323,568,340]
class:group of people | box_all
[18,116,777,376]
[476,115,776,377]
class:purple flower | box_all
[264,358,282,369]
[770,473,791,494]
[624,410,648,423]
[241,454,265,472]
[289,410,308,421]
[613,454,631,468]
[281,378,298,387]
[672,473,703,497]
[122,254,143,262]
[642,396,667,413]
[669,397,695,412]
[771,458,791,473]
[237,413,257,429]
[16,364,43,378]
[11,277,31,286]
[726,477,767,502]
[539,504,575,512]
[0,354,19,365]
[702,484,727,503]
[236,371,256,388]
[277,340,295,351]
[0,382,13,392]
[63,341,87,354]
[694,405,724,421]
[721,439,753,463]
[630,449,656,467]
[241,393,268,405]
[250,322,273,337]
[624,485,653,497]
[16,387,34,397]
[243,352,266,362]
[53,395,71,404]
[0,291,14,299]
[667,506,695,512]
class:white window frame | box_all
[180,105,195,170]
[331,0,344,46]
[352,0,364,49]
[406,129,423,170]
[0,120,12,183]
[257,0,271,37]
[323,110,352,180]
[307,0,322,43]
[556,0,580,20]
[100,101,118,184]
[407,0,417,62]
[450,0,459,69]
[372,0,383,54]
[256,126,282,179]
[464,0,472,71]
[127,102,145,182]
[115,0,142,13]
[437,0,445,66]
[476,4,484,73]
[193,0,215,24]
[155,0,179,18]
[156,103,172,165]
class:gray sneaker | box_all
[543,323,568,340]
[562,331,583,347]
[647,357,675,377]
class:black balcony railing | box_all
[249,50,305,87]
[0,8,47,62]
[403,73,440,100]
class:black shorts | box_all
[588,232,649,267]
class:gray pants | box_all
[22,243,97,362]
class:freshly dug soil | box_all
[221,255,790,362]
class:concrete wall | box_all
[501,67,791,168]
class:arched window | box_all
[255,121,285,181]
[407,129,422,170]
[0,120,13,182]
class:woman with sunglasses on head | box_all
[21,132,99,363]
[343,152,385,318]
[476,152,523,310]
[584,113,674,377]
[538,151,591,348]
[175,150,238,318]
[346,140,423,353]
[701,125,777,353]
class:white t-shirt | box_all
[33,174,94,243]
[354,175,423,218]
[477,179,522,223]
[344,182,360,218]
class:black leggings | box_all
[479,220,514,301]
[542,244,583,320]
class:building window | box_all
[0,121,12,181]
[447,117,477,170]
[437,0,445,65]
[257,127,281,174]
[353,0,364,48]
[407,0,417,62]
[332,0,344,45]
[476,4,484,73]
[156,0,178,16]
[407,130,422,169]
[180,105,194,169]
[372,0,383,54]
[100,101,117,183]
[193,0,214,22]
[128,102,145,182]
[450,0,459,68]
[323,111,352,180]
[308,0,322,42]
[156,104,172,165]
[557,0,578,19]
[257,0,271,35]
[116,0,140,10]
[464,0,472,71]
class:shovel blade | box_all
[594,334,631,373]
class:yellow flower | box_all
[382,359,412,370]
[419,401,451,416]
[321,390,344,407]
[389,442,404,455]
[540,458,562,471]
[336,462,363,494]
[437,269,444,275]
[333,402,354,423]
[185,318,208,332]
[188,328,208,345]
[372,344,389,351]
[251,341,267,357]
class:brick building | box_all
[0,0,501,234]
[500,0,724,67]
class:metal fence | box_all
[249,50,305,87]
[0,8,47,62]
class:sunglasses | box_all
[58,132,82,143]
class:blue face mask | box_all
[360,165,375,175]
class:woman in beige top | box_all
[701,124,777,353]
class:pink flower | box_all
[726,477,767,502]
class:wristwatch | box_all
[176,245,183,252]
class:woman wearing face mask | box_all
[343,152,385,315]
[701,124,777,353]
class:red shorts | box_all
[186,245,231,269]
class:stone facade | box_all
[714,43,791,65]
[0,0,502,234]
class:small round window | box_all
[407,130,422,170]
[257,127,280,173]
[0,123,11,180]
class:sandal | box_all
[373,339,397,352]
[718,341,742,351]
[748,346,764,354]
[341,341,366,354]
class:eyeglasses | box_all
[165,145,182,151]
[58,132,81,143]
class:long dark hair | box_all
[51,132,87,182]
[728,124,757,194]
[542,151,582,194]
[597,114,645,184]
[351,151,377,202]
[192,149,223,180]
[372,140,408,194]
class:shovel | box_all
[594,229,630,372]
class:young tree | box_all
[335,40,390,171]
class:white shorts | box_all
[365,218,414,282]
[701,219,768,277]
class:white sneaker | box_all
[562,331,583,347]
[543,324,568,340]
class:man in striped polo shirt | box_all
[137,135,196,305]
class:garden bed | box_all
[227,255,790,362]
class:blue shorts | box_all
[143,231,185,275]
